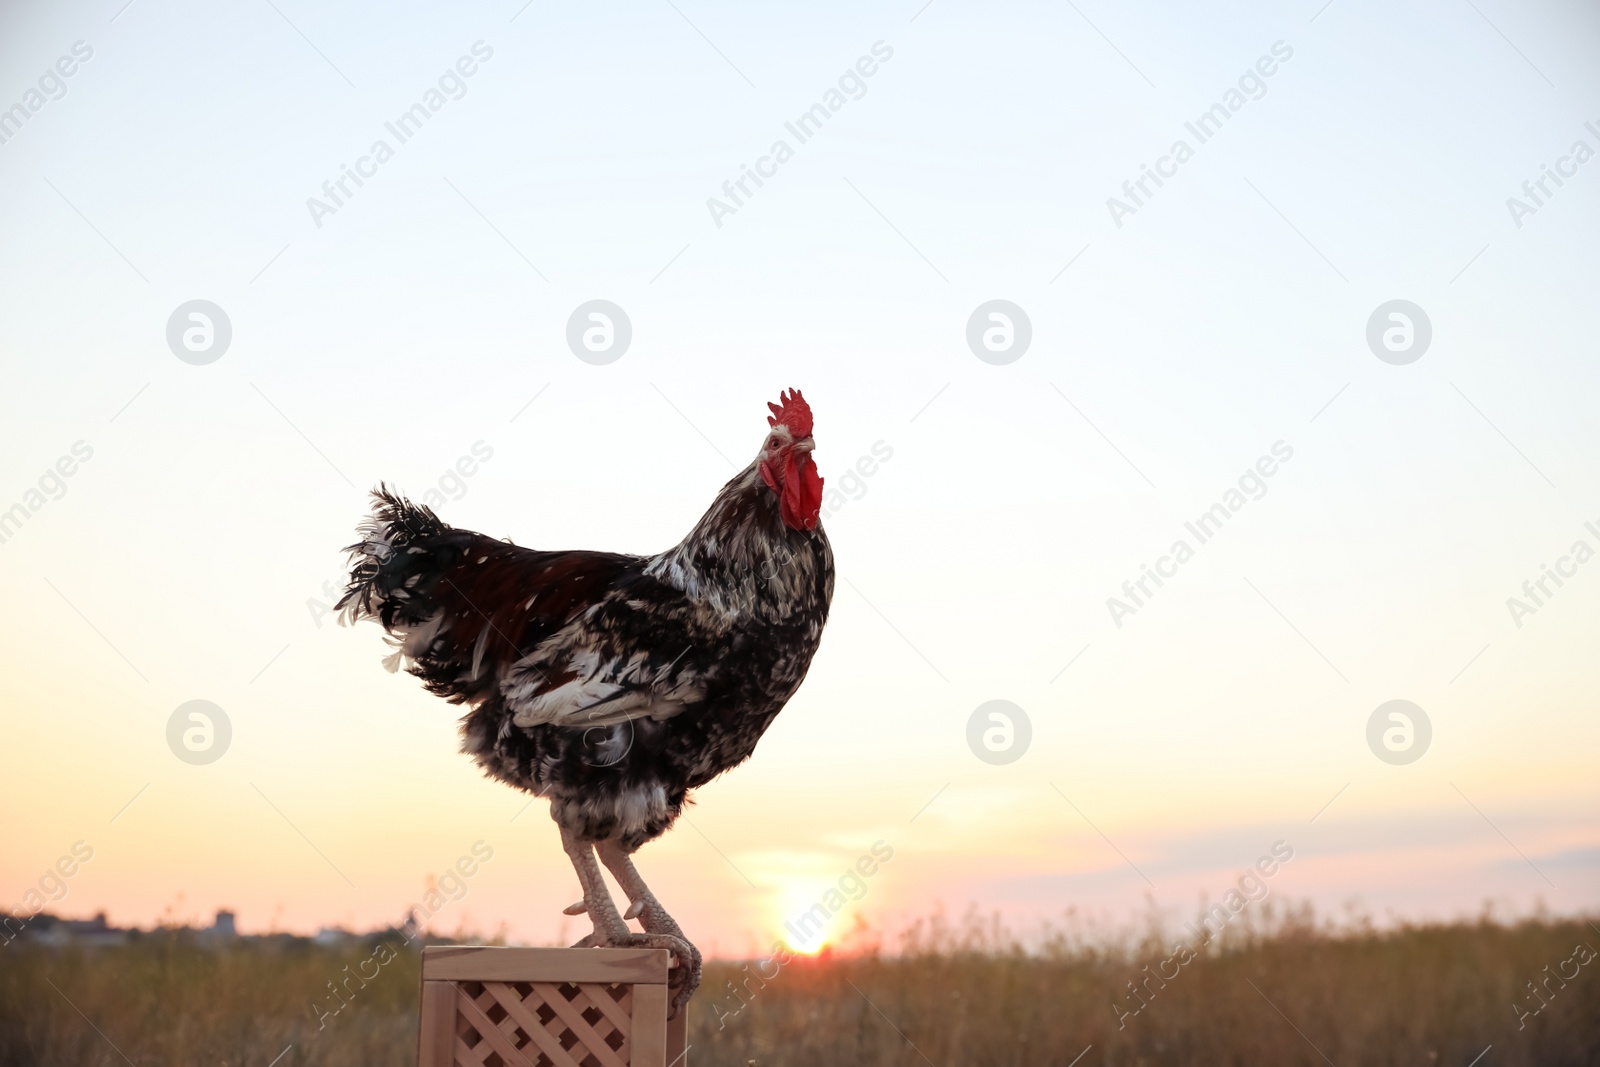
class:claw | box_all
[563,900,588,915]
[623,899,646,920]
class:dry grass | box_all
[1,910,1596,1066]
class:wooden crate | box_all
[417,946,688,1067]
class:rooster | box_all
[337,389,832,1013]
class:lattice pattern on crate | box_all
[451,979,635,1067]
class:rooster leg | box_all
[559,822,631,946]
[595,840,687,940]
[596,839,702,1016]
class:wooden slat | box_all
[454,986,545,1067]
[479,982,578,1065]
[417,981,459,1067]
[522,982,630,1067]
[481,981,573,1059]
[581,995,633,1063]
[563,985,630,1055]
[666,1005,688,1067]
[454,1035,494,1067]
[424,946,669,985]
[471,984,586,1067]
[474,982,551,1064]
[561,982,633,1038]
[630,983,668,1067]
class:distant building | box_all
[32,912,130,947]
[5,908,468,950]
[199,910,237,944]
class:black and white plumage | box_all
[337,390,832,1012]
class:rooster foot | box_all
[568,930,700,1017]
[557,824,700,1016]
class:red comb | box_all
[766,389,813,436]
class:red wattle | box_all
[781,454,823,530]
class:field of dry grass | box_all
[1,909,1596,1066]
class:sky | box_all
[1,0,1598,960]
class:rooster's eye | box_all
[767,438,779,451]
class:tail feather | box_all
[337,485,450,633]
[339,486,642,703]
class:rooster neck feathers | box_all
[644,462,831,623]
